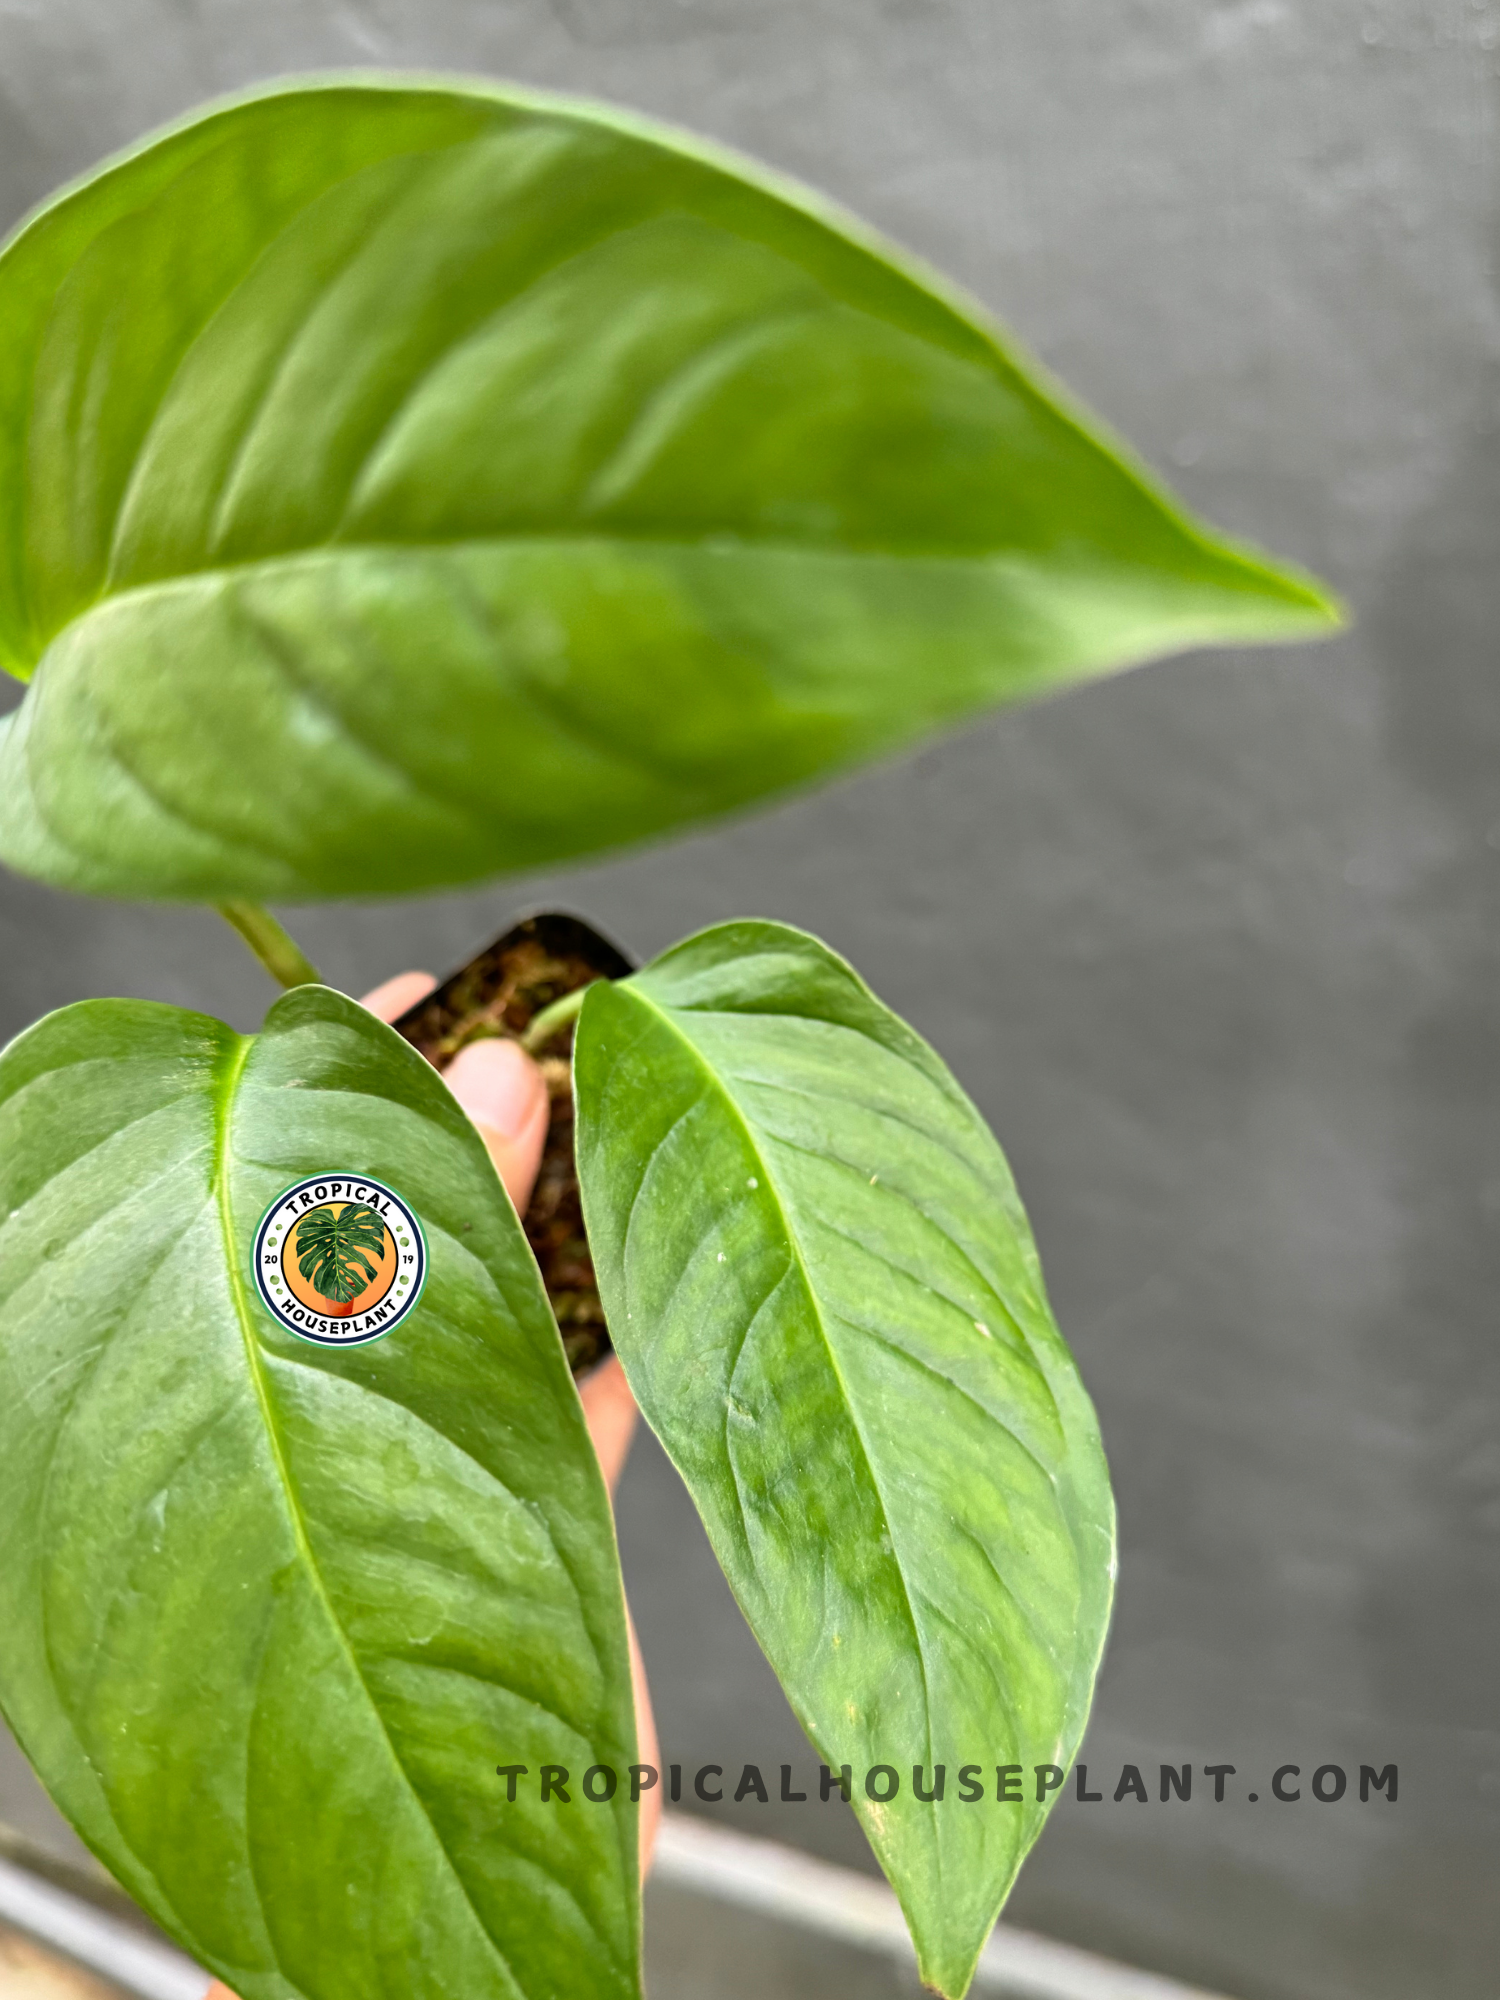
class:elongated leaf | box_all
[0,987,641,2000]
[574,922,1114,1998]
[0,76,1337,902]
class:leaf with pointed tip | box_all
[0,986,641,2000]
[573,921,1115,1999]
[0,76,1338,902]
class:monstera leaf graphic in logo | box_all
[294,1202,387,1313]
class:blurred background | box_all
[0,5,1496,1999]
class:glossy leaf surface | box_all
[0,76,1337,902]
[0,987,640,2000]
[574,922,1115,1999]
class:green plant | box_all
[294,1202,388,1307]
[0,74,1339,2000]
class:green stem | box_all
[520,983,596,1054]
[218,901,322,989]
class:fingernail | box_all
[445,1039,542,1141]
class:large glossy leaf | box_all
[0,76,1337,902]
[0,986,641,2000]
[574,922,1114,1999]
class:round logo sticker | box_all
[252,1175,427,1346]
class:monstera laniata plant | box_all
[0,74,1340,2000]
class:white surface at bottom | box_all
[0,1815,1239,2000]
[652,1814,1240,2000]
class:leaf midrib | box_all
[614,981,939,1784]
[208,1036,528,2000]
[9,523,1240,682]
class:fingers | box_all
[578,1358,657,1874]
[360,970,437,1022]
[443,1039,550,1217]
[359,972,550,1217]
[577,1356,641,1498]
[627,1603,663,1877]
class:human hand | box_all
[203,972,659,2000]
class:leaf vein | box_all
[210,1036,530,2000]
[614,985,939,1782]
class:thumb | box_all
[444,1038,550,1216]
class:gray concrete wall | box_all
[0,6,1495,1999]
